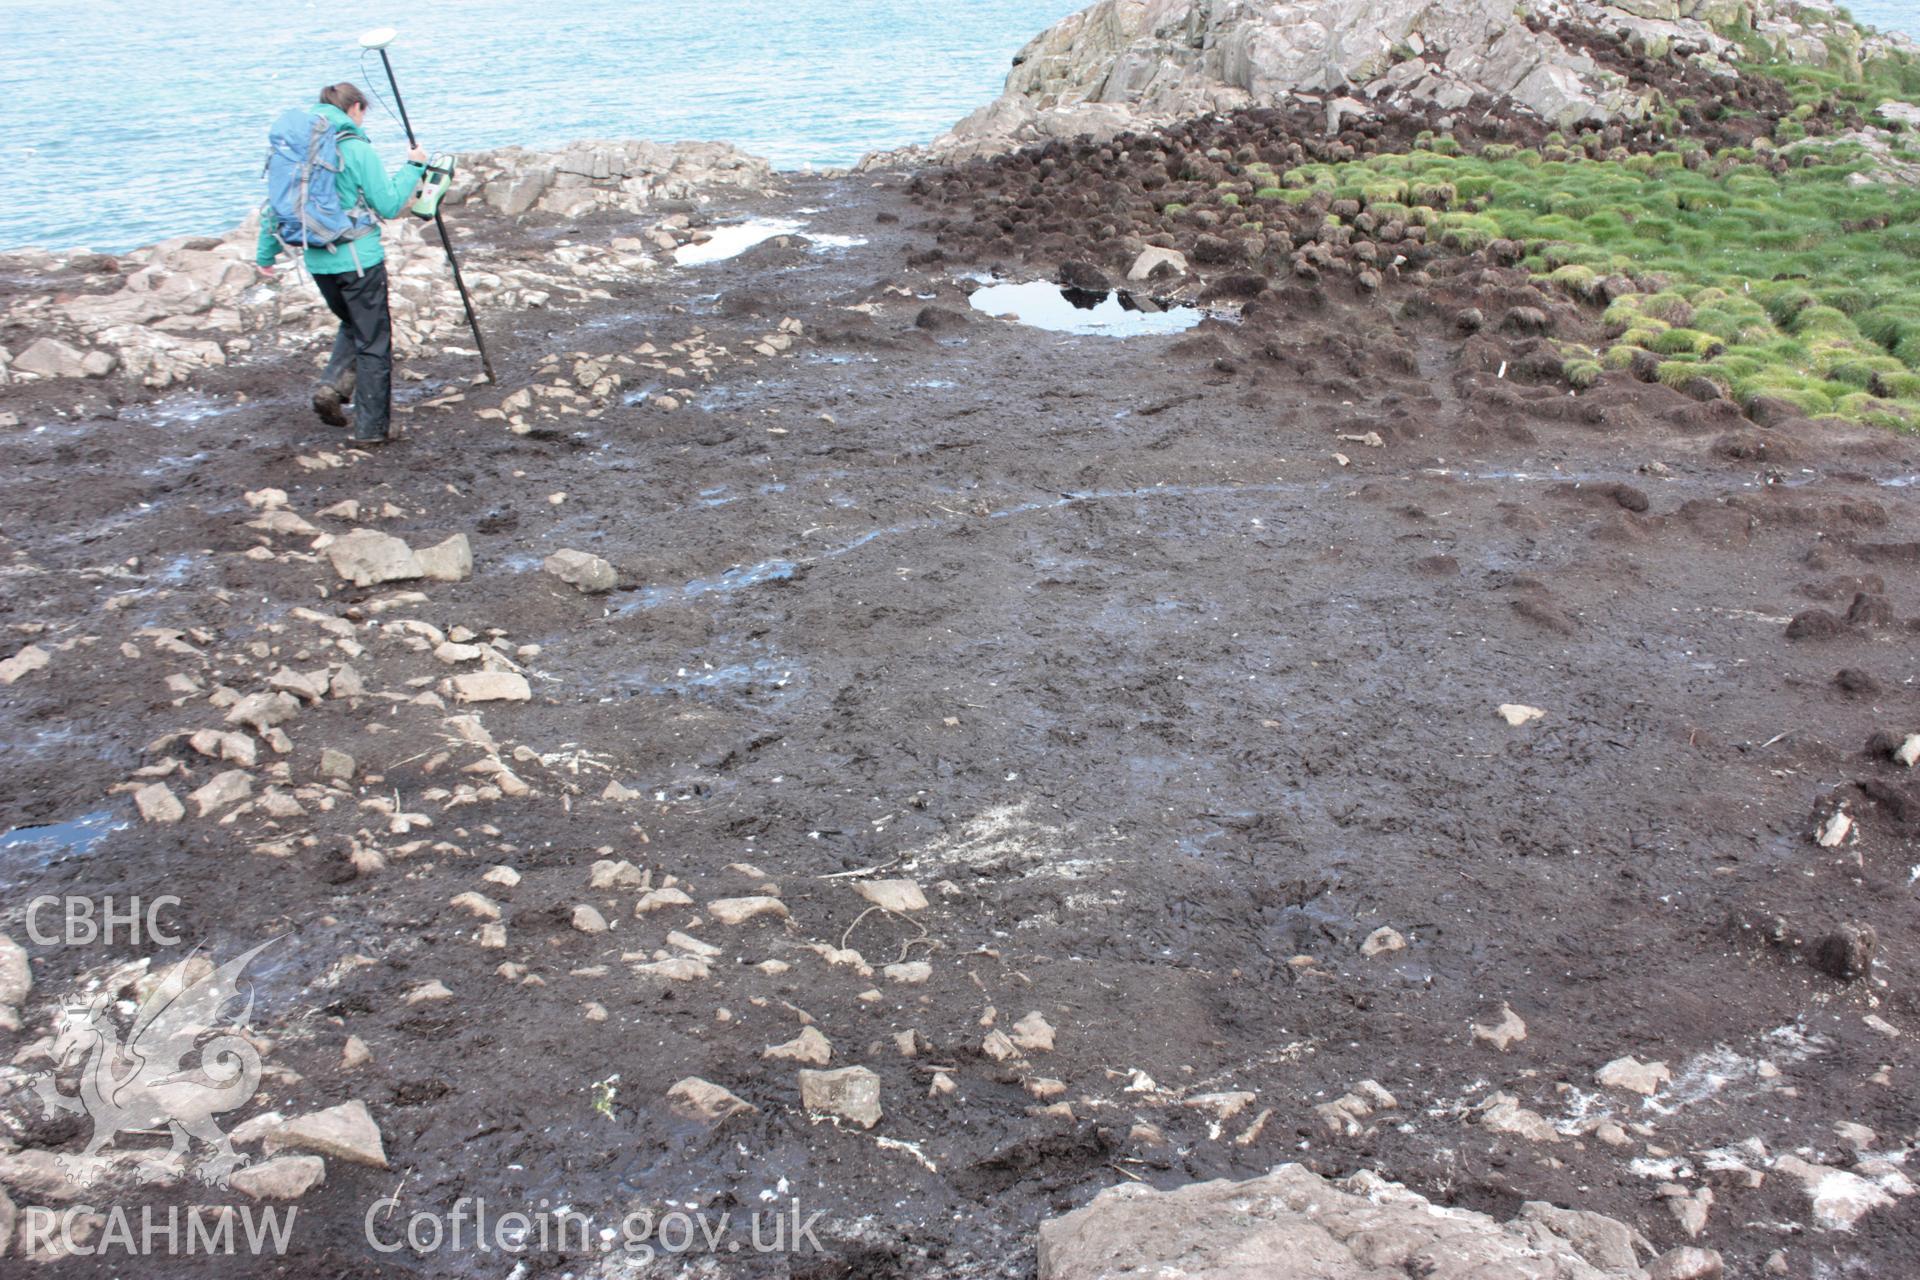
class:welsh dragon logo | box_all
[30,939,275,1187]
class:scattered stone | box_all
[134,782,185,824]
[227,691,300,732]
[855,879,928,912]
[1647,1247,1725,1279]
[450,892,501,921]
[667,931,719,958]
[444,672,531,703]
[1127,246,1188,281]
[188,769,253,817]
[799,1066,882,1129]
[572,904,609,934]
[667,1076,755,1124]
[764,1026,833,1066]
[414,534,474,582]
[707,895,789,925]
[405,980,453,1005]
[884,960,932,984]
[591,858,648,889]
[341,1036,371,1070]
[1816,809,1852,847]
[325,530,422,586]
[229,1155,326,1200]
[983,1029,1022,1062]
[0,932,29,1013]
[1596,1055,1671,1097]
[1498,703,1545,726]
[636,887,694,913]
[319,748,355,781]
[264,1101,387,1168]
[482,866,521,888]
[636,956,709,981]
[0,645,50,685]
[1360,926,1405,957]
[1472,1002,1527,1051]
[1773,1155,1904,1229]
[544,549,618,593]
[1011,1011,1056,1053]
[1895,733,1920,768]
[1478,1092,1558,1143]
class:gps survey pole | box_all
[359,27,496,384]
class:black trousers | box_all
[313,261,392,440]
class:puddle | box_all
[674,219,867,267]
[620,558,798,612]
[612,658,803,707]
[0,809,127,887]
[967,280,1206,336]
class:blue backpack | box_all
[264,108,377,249]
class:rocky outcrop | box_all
[454,139,775,219]
[1037,1163,1688,1279]
[885,0,1916,163]
[0,140,775,387]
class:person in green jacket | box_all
[256,83,426,443]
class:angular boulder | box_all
[544,548,619,593]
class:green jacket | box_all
[256,104,423,275]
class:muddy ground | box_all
[1,163,1917,1280]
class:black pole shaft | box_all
[376,49,417,146]
[434,208,496,383]
[376,47,495,384]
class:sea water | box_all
[1,0,1914,254]
[0,0,1086,253]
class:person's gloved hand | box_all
[407,144,427,165]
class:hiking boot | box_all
[311,382,348,427]
[351,427,389,446]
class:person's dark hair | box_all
[319,83,369,113]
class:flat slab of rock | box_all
[443,672,531,703]
[854,878,927,912]
[263,1100,387,1168]
[228,1155,327,1200]
[1038,1163,1651,1279]
[1596,1055,1671,1096]
[189,769,253,817]
[326,530,422,586]
[545,548,618,593]
[799,1065,882,1128]
[707,895,788,925]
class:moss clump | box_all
[1271,136,1920,428]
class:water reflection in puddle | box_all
[968,280,1205,336]
[0,809,127,887]
[674,218,868,267]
